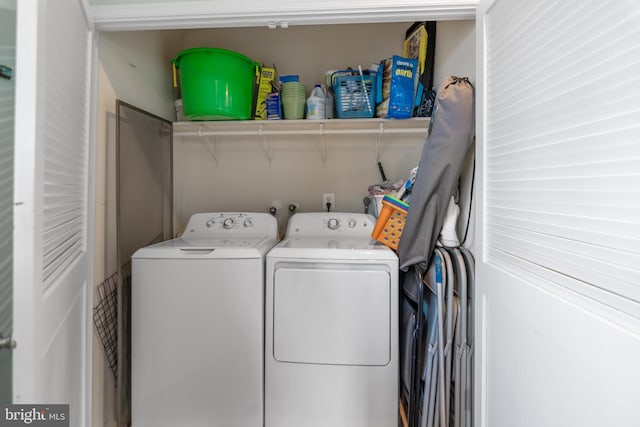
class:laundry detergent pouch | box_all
[376,56,419,119]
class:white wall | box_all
[99,30,182,121]
[434,19,475,87]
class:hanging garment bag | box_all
[398,76,475,271]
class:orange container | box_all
[371,195,409,250]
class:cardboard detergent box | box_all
[266,92,282,119]
[404,22,437,117]
[375,55,419,119]
[254,67,277,120]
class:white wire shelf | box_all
[172,117,430,138]
[173,117,429,165]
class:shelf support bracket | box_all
[204,133,219,167]
[375,122,384,162]
[258,124,273,165]
[319,123,327,164]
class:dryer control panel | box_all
[182,212,278,237]
[286,212,377,237]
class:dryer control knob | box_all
[223,217,235,229]
[206,219,215,228]
[243,219,253,228]
[327,218,340,230]
[348,219,357,228]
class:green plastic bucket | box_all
[172,47,260,120]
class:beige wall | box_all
[181,21,475,96]
[173,21,475,232]
[93,29,181,427]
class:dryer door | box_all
[273,266,390,366]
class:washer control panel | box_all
[287,213,376,237]
[183,212,277,237]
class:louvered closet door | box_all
[13,0,94,424]
[475,1,640,426]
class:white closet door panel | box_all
[483,0,640,313]
[13,0,94,425]
[488,225,639,302]
[476,0,640,426]
[478,272,640,427]
[486,207,637,252]
[40,0,91,288]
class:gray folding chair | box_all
[440,248,459,427]
[448,248,468,427]
[460,248,475,427]
[420,254,443,427]
[431,248,452,427]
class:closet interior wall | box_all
[93,20,475,427]
[174,21,475,234]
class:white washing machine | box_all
[131,212,278,427]
[265,212,399,427]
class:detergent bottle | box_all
[306,84,326,120]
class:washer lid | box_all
[268,236,398,261]
[133,235,278,259]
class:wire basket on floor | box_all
[93,272,118,382]
[332,70,377,118]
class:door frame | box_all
[90,0,477,31]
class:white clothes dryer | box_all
[265,212,399,427]
[131,212,278,427]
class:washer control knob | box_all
[222,217,235,229]
[243,219,253,228]
[327,218,340,230]
[348,219,357,228]
[206,219,215,228]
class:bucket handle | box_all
[171,59,178,88]
[253,62,261,84]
